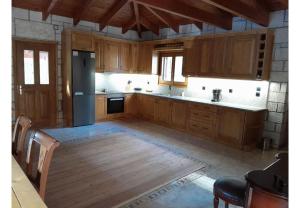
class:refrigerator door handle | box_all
[74,92,84,96]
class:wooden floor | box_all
[45,131,205,208]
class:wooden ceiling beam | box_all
[144,6,179,33]
[140,16,159,35]
[122,17,137,34]
[99,0,129,31]
[132,1,142,38]
[134,0,232,30]
[42,0,62,20]
[201,0,270,26]
[73,0,98,25]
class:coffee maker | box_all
[211,89,222,102]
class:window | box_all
[159,52,187,87]
[24,50,34,84]
[39,51,49,84]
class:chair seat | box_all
[213,177,247,206]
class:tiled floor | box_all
[45,119,282,208]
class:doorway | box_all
[13,39,57,127]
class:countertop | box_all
[95,91,267,112]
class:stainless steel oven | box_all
[107,95,124,114]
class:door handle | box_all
[74,92,84,96]
[19,85,22,95]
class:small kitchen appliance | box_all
[211,89,222,102]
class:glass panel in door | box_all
[161,56,172,82]
[24,50,34,85]
[39,51,49,84]
[174,56,185,82]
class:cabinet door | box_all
[140,95,155,120]
[171,101,187,129]
[95,40,104,73]
[120,42,131,72]
[103,41,120,72]
[183,40,201,76]
[225,34,258,78]
[125,94,137,115]
[217,108,245,146]
[210,37,227,75]
[137,43,153,74]
[198,38,213,75]
[72,32,94,51]
[156,98,171,125]
[95,95,107,121]
[130,43,139,73]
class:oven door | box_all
[107,97,124,114]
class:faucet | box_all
[168,85,172,96]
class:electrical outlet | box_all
[256,87,261,92]
[202,86,206,90]
[256,92,260,97]
[229,89,233,93]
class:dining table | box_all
[12,157,47,208]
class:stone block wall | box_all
[141,10,289,148]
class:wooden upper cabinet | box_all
[130,43,139,73]
[216,108,245,146]
[95,39,104,73]
[119,42,131,72]
[210,37,227,75]
[183,40,201,76]
[71,32,94,51]
[103,41,120,72]
[225,34,258,78]
[137,43,153,74]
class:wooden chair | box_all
[12,115,32,163]
[213,177,247,208]
[25,130,60,200]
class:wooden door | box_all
[171,101,187,129]
[210,37,227,75]
[199,38,213,75]
[14,40,57,127]
[216,108,245,146]
[225,34,258,78]
[95,95,107,121]
[130,43,139,73]
[120,43,131,72]
[103,41,120,72]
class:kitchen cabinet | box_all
[138,95,155,120]
[125,94,137,116]
[216,108,245,146]
[103,40,120,72]
[71,31,94,51]
[183,31,273,80]
[120,42,131,72]
[171,101,187,130]
[95,39,104,72]
[155,98,172,125]
[137,43,153,74]
[95,95,107,121]
[130,43,139,73]
[225,34,258,79]
[187,103,217,138]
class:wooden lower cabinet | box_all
[125,94,137,116]
[216,108,245,147]
[154,98,172,125]
[171,101,187,130]
[95,95,107,121]
[138,95,155,120]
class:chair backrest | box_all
[26,130,60,200]
[12,115,32,163]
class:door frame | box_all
[13,38,57,127]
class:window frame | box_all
[158,51,187,87]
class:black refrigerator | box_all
[72,50,95,126]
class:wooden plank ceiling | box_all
[12,0,288,36]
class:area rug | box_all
[45,130,206,208]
